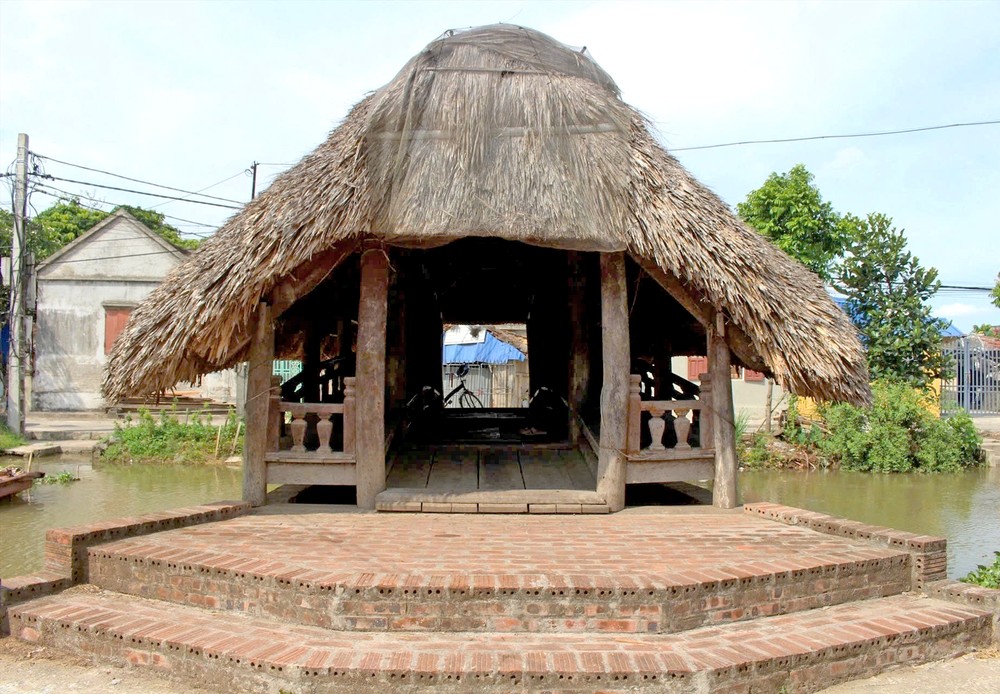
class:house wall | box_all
[33,278,160,410]
[32,215,237,411]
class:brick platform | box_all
[6,505,998,692]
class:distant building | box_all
[31,210,235,411]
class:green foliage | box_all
[961,552,1000,589]
[36,470,78,485]
[101,407,242,464]
[992,273,1000,310]
[740,433,782,469]
[0,422,28,450]
[836,213,950,389]
[818,380,983,473]
[736,164,850,281]
[972,324,1000,339]
[113,205,200,250]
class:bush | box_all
[101,406,243,464]
[962,552,1000,589]
[818,380,983,473]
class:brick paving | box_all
[88,508,905,583]
[11,589,991,693]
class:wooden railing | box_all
[267,376,356,459]
[625,374,714,457]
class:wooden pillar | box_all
[303,324,322,402]
[709,312,739,509]
[243,301,274,507]
[567,252,590,441]
[597,252,629,512]
[356,248,389,509]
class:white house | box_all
[31,210,235,411]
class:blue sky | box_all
[1,0,997,330]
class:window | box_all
[104,307,132,354]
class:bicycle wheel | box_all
[460,390,484,408]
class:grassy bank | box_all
[0,422,28,450]
[101,408,243,464]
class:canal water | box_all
[2,455,997,580]
[1,454,242,577]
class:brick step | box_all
[86,538,911,634]
[10,589,992,694]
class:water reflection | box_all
[1,455,242,577]
[741,466,1000,579]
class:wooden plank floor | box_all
[385,446,596,493]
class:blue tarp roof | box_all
[443,331,526,365]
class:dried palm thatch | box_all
[104,24,869,405]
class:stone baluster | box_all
[626,375,642,453]
[342,377,356,455]
[646,406,666,451]
[289,412,307,452]
[674,408,692,449]
[316,412,333,452]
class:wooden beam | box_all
[597,252,629,512]
[708,312,739,509]
[269,241,359,318]
[355,247,389,509]
[243,301,274,507]
[634,256,768,373]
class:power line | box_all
[41,249,185,266]
[670,119,1000,152]
[31,152,245,204]
[150,169,248,210]
[32,184,215,238]
[33,174,242,209]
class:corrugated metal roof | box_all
[443,331,526,364]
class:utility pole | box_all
[235,161,259,419]
[250,161,258,200]
[7,133,29,435]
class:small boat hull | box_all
[0,470,45,500]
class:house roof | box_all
[104,24,870,405]
[36,209,188,274]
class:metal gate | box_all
[941,337,1000,414]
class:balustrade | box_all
[626,374,714,457]
[267,376,356,460]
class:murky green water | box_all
[741,465,1000,579]
[2,455,996,581]
[1,455,242,577]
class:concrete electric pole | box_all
[7,133,29,435]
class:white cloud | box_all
[936,303,985,319]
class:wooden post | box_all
[355,248,389,509]
[708,313,738,509]
[567,251,590,442]
[597,252,629,512]
[342,376,356,455]
[698,374,713,449]
[243,301,274,507]
[267,375,281,451]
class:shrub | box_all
[817,380,983,473]
[962,552,1000,589]
[101,406,243,464]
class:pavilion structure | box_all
[104,25,869,513]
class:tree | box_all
[836,212,949,389]
[992,273,1000,310]
[736,164,850,281]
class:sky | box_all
[1,0,998,330]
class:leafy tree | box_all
[836,212,949,388]
[113,205,200,250]
[737,164,850,281]
[992,273,1000,310]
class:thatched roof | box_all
[104,25,869,405]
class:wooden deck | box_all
[378,445,604,513]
